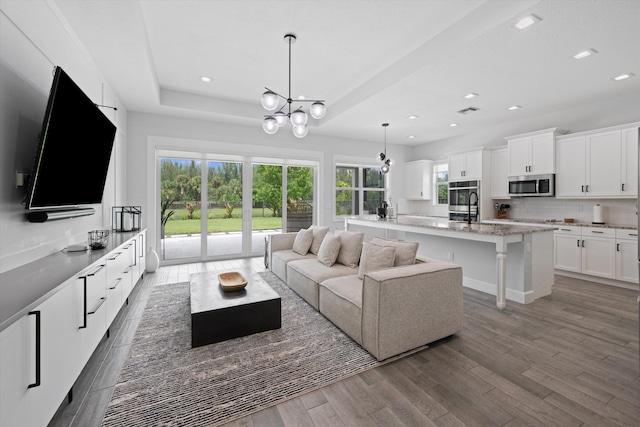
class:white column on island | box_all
[495,238,508,310]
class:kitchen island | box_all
[346,215,555,309]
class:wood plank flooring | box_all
[49,258,639,427]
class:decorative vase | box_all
[146,246,160,272]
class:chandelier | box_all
[261,34,326,138]
[377,123,394,173]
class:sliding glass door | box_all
[159,154,315,263]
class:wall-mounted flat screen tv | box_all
[24,66,116,210]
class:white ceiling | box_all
[52,0,640,146]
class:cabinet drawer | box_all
[554,226,581,235]
[615,229,638,240]
[582,227,615,238]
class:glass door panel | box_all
[286,166,314,232]
[159,158,202,261]
[206,161,243,257]
[252,164,283,255]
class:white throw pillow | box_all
[309,226,330,255]
[358,242,396,279]
[371,237,418,266]
[317,233,341,267]
[335,230,365,268]
[292,228,314,255]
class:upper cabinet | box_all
[490,147,509,199]
[556,124,639,198]
[448,149,484,181]
[404,160,433,200]
[506,128,565,177]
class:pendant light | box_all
[378,123,394,174]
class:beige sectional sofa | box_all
[268,228,464,361]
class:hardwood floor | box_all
[50,258,639,427]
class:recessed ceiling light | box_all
[464,93,479,99]
[508,105,522,110]
[513,14,541,30]
[574,48,597,59]
[613,73,634,81]
[408,115,419,119]
[407,135,416,139]
[200,76,211,83]
[449,123,459,127]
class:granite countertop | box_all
[487,218,637,230]
[353,215,554,236]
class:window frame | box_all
[334,162,387,219]
[433,161,449,207]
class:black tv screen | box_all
[25,66,116,210]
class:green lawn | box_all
[164,208,282,235]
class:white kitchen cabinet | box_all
[556,123,639,198]
[554,226,582,272]
[581,227,616,279]
[615,229,639,283]
[449,149,483,181]
[621,127,638,196]
[507,130,556,176]
[404,160,432,200]
[490,147,509,199]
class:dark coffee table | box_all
[189,269,281,348]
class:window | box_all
[335,165,386,216]
[434,162,448,206]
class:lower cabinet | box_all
[554,226,637,283]
[0,230,145,426]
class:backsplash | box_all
[490,197,638,226]
[400,197,638,227]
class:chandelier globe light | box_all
[378,123,393,174]
[261,34,326,138]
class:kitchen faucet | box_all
[468,191,478,225]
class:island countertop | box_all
[349,215,555,237]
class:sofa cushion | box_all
[358,242,396,279]
[335,230,364,268]
[292,228,314,255]
[319,275,364,344]
[309,226,330,255]
[287,258,358,310]
[271,249,316,283]
[372,237,418,266]
[317,233,341,266]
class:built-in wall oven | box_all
[449,180,479,222]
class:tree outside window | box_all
[335,165,385,216]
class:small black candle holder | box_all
[112,206,141,232]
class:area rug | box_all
[101,271,383,426]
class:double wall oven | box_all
[449,180,479,222]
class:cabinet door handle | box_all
[88,297,106,315]
[617,243,620,251]
[591,230,604,234]
[622,183,625,191]
[139,234,144,259]
[586,185,589,192]
[109,278,121,290]
[629,233,638,237]
[108,252,122,260]
[560,228,572,231]
[79,277,87,329]
[582,240,585,247]
[133,239,138,266]
[577,239,580,247]
[88,264,106,276]
[27,310,41,389]
[581,185,585,192]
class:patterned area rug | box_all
[101,271,382,426]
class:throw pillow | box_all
[358,242,396,279]
[309,226,330,255]
[317,233,341,267]
[292,228,314,255]
[335,230,365,268]
[372,237,418,266]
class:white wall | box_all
[127,112,411,252]
[0,1,126,272]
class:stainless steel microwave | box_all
[508,174,555,197]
